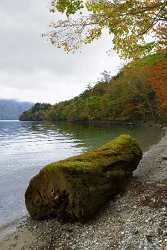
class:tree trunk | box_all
[25,134,142,222]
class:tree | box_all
[148,59,167,116]
[98,70,112,83]
[47,0,167,59]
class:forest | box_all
[20,50,167,123]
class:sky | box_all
[0,0,123,104]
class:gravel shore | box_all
[0,129,167,250]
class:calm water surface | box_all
[0,120,164,227]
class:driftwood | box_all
[25,134,142,222]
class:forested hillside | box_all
[20,51,167,123]
[0,100,32,120]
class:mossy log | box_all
[25,135,142,222]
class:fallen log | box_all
[25,134,142,222]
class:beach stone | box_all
[25,135,142,222]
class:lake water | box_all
[0,120,164,228]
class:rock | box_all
[25,135,142,222]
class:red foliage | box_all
[148,59,167,115]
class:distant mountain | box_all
[0,99,33,120]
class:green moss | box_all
[25,134,142,222]
[41,135,141,173]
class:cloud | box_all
[0,0,123,104]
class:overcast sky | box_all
[0,0,123,104]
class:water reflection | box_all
[21,121,165,152]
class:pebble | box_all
[2,182,165,250]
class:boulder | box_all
[25,134,142,222]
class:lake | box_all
[0,120,164,229]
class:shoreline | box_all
[19,119,165,128]
[0,128,167,249]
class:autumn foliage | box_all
[20,51,167,124]
[148,59,167,117]
[48,0,167,59]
